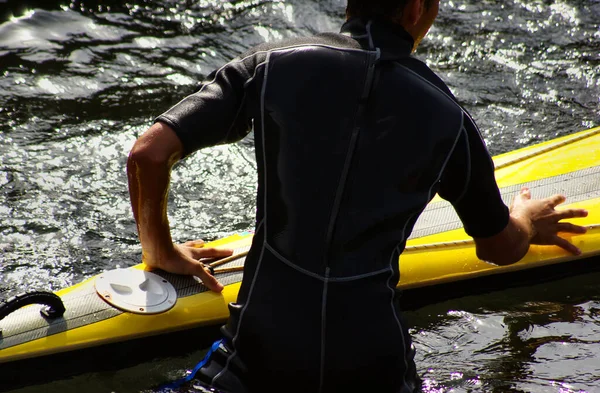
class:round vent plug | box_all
[94,269,177,314]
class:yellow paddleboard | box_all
[1,126,600,366]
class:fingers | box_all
[182,239,205,248]
[554,208,588,220]
[511,187,531,207]
[552,235,582,256]
[512,188,587,256]
[196,262,224,292]
[186,246,233,260]
[544,193,566,207]
[555,222,588,234]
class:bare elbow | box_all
[127,122,183,169]
[128,138,156,166]
[127,141,157,180]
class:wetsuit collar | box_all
[340,17,414,57]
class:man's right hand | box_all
[510,187,588,255]
[474,187,588,265]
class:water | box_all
[1,0,599,392]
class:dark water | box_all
[1,0,599,392]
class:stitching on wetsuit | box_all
[452,125,472,204]
[221,60,270,143]
[163,43,380,157]
[323,48,381,269]
[243,61,268,88]
[394,64,496,208]
[211,39,428,391]
[212,52,273,388]
[318,267,331,393]
[222,90,249,142]
[395,62,491,155]
[386,99,466,390]
[212,237,267,387]
[203,45,373,95]
[264,242,391,282]
[387,102,466,270]
[167,43,378,134]
[212,44,382,389]
[254,218,265,236]
[205,43,378,94]
[395,63,468,111]
[386,244,411,391]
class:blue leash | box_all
[160,339,224,390]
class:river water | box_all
[1,0,599,392]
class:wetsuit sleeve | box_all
[155,58,255,158]
[438,114,510,238]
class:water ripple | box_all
[0,1,599,392]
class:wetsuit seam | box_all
[395,63,467,112]
[223,91,248,142]
[265,242,325,281]
[156,60,259,148]
[318,267,331,393]
[182,45,376,114]
[395,62,492,176]
[243,61,268,88]
[264,43,377,57]
[386,245,410,390]
[265,241,390,282]
[212,239,267,386]
[212,52,272,388]
[260,53,272,237]
[323,48,381,269]
[388,112,467,390]
[453,125,471,204]
[328,267,390,282]
[255,218,265,233]
[222,59,269,143]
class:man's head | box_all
[346,0,440,52]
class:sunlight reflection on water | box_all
[1,0,599,392]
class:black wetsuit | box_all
[157,18,509,393]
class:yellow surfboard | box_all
[1,126,600,366]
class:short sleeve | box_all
[438,113,509,238]
[155,57,256,157]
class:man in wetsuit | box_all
[126,0,588,392]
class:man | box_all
[127,0,588,392]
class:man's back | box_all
[129,2,588,392]
[163,18,471,393]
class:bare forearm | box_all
[127,154,175,264]
[126,122,230,292]
[127,122,184,266]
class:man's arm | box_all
[474,187,588,266]
[439,115,587,266]
[127,121,232,292]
